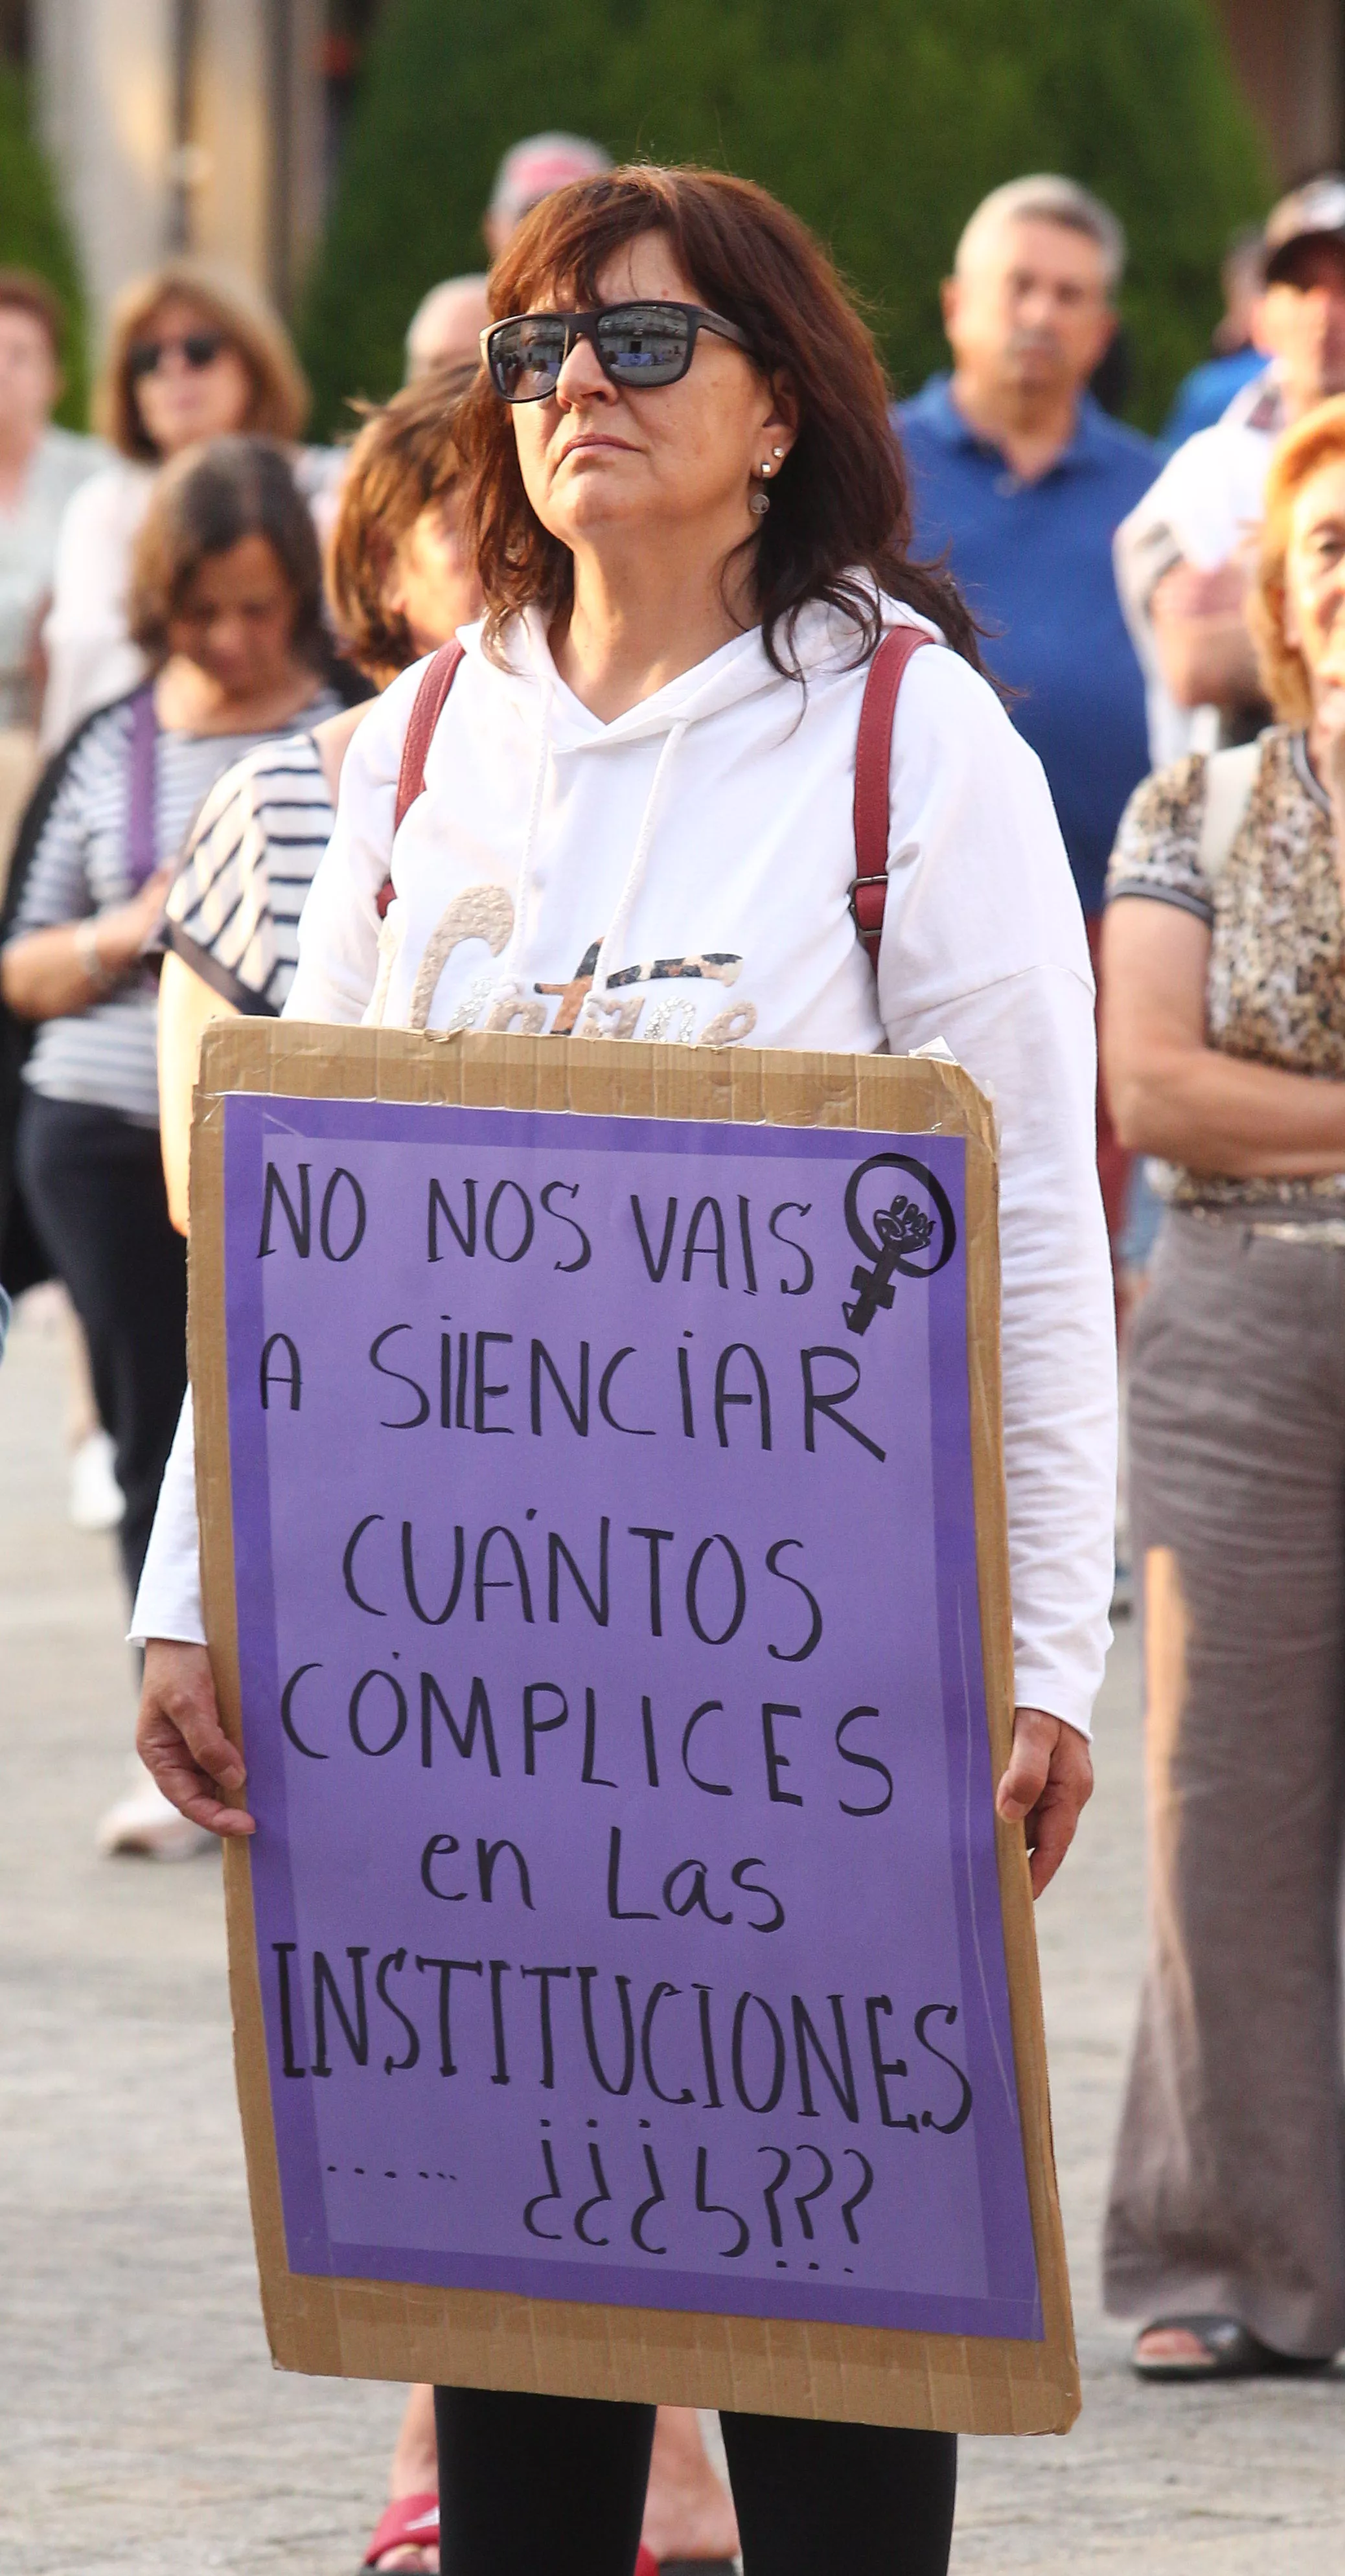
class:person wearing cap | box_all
[1116,174,1345,766]
[399,141,612,389]
[897,175,1160,1273]
[484,131,613,256]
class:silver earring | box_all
[759,461,772,475]
[772,444,786,458]
[749,489,770,517]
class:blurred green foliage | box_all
[0,65,88,427]
[301,0,1273,438]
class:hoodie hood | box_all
[450,593,936,1003]
[328,575,1004,1064]
[455,589,935,753]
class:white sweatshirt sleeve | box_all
[879,647,1117,1738]
[129,1389,205,1646]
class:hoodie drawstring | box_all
[584,717,690,1008]
[502,674,555,980]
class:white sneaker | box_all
[95,1761,214,1862]
[69,1429,125,1532]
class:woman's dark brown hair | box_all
[128,435,325,669]
[327,365,474,683]
[459,164,981,679]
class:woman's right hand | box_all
[97,863,174,974]
[137,1639,256,1836]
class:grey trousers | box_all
[1103,1211,1345,2358]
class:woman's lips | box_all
[558,435,637,461]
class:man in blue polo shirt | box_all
[898,174,1160,1258]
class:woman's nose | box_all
[555,332,614,405]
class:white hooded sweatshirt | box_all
[133,596,1116,1735]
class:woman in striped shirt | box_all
[1,437,339,1627]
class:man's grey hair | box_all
[954,175,1126,293]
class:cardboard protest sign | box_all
[190,1022,1078,2434]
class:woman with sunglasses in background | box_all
[40,258,339,754]
[132,167,1114,2576]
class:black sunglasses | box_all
[482,302,753,403]
[127,329,228,382]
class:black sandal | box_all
[1131,2314,1334,2382]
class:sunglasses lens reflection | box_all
[597,305,691,383]
[489,306,696,399]
[490,317,570,399]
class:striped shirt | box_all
[163,731,336,1015]
[6,689,338,1124]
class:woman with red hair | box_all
[1103,394,1345,2382]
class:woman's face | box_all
[130,295,255,458]
[1283,455,1345,692]
[167,532,300,701]
[507,232,793,562]
[385,486,483,655]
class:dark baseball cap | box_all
[1263,174,1345,281]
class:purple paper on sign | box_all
[224,1095,1040,2340]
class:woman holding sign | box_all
[133,167,1114,2576]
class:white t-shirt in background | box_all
[1113,369,1282,766]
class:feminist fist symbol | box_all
[877,1194,936,1262]
[842,1152,956,1335]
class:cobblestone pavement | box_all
[2,1298,1342,2573]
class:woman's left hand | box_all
[996,1708,1094,1898]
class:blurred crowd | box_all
[3,117,1345,2570]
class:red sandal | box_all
[360,2492,439,2570]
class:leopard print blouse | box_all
[1107,725,1345,1209]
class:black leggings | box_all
[17,1091,187,1600]
[434,2388,956,2576]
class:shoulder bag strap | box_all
[850,625,933,970]
[377,638,466,920]
[1197,737,1259,890]
[125,681,159,889]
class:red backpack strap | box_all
[376,637,466,920]
[850,624,933,970]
